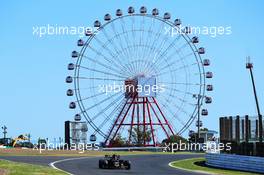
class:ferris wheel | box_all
[66,6,213,147]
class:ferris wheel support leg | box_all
[143,97,146,146]
[146,98,156,146]
[108,97,136,146]
[104,98,129,145]
[128,101,136,145]
[152,97,175,136]
[136,97,140,145]
[148,100,170,139]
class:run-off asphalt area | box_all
[1,154,205,175]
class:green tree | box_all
[109,134,126,147]
[162,135,188,144]
[200,128,208,131]
[131,126,152,146]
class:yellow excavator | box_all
[12,135,29,147]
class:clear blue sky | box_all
[0,0,263,142]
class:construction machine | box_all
[12,135,29,147]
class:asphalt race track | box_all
[1,154,205,175]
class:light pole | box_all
[1,126,7,139]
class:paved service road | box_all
[1,154,206,175]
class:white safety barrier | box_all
[205,153,264,173]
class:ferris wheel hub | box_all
[124,76,157,98]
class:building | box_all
[219,115,264,156]
[200,130,218,143]
[65,120,88,147]
[188,129,217,143]
[0,138,12,146]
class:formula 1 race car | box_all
[99,154,131,170]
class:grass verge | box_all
[170,158,261,175]
[0,159,67,175]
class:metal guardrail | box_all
[205,153,264,173]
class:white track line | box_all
[168,160,217,175]
[49,157,99,175]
